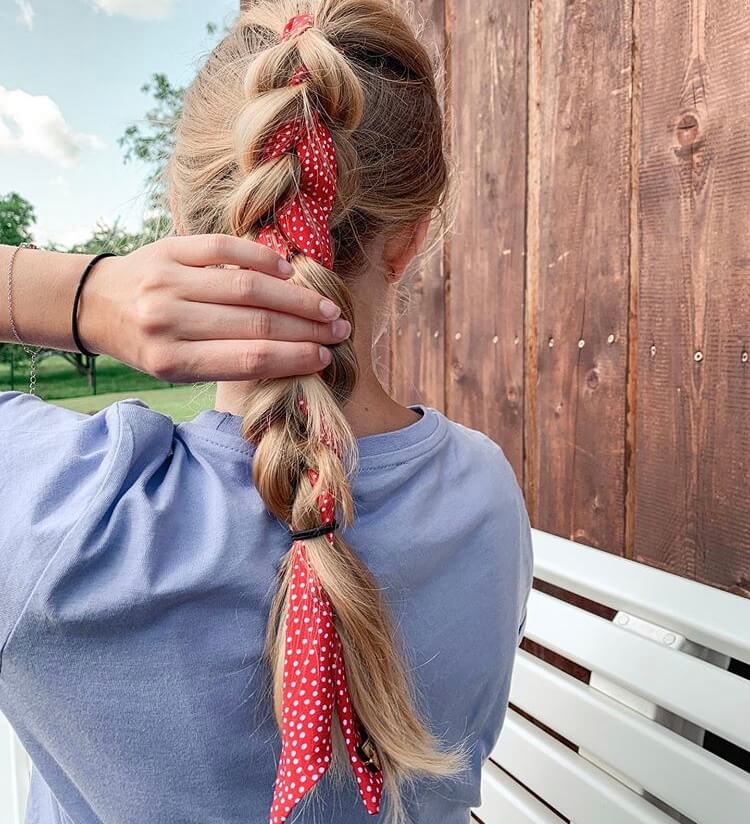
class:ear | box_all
[382,214,432,283]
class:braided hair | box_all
[169,2,467,821]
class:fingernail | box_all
[319,299,340,319]
[319,345,332,366]
[278,258,293,276]
[331,319,351,339]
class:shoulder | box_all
[431,408,524,506]
[0,391,176,474]
[0,391,91,431]
[430,408,534,579]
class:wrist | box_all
[77,254,122,359]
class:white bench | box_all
[3,530,749,823]
[0,712,30,824]
[472,529,750,824]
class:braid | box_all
[171,2,466,822]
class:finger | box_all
[175,303,351,344]
[177,265,342,322]
[172,340,332,381]
[167,234,292,279]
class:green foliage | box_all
[118,73,185,211]
[65,215,170,256]
[117,21,223,215]
[0,354,167,399]
[0,192,37,365]
[0,192,36,246]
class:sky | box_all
[0,0,238,247]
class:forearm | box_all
[0,245,102,352]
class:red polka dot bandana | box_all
[256,67,337,270]
[281,13,314,41]
[269,398,384,823]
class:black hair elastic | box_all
[72,252,117,357]
[290,520,338,542]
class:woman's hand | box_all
[81,234,351,382]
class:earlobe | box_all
[383,214,432,283]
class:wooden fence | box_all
[373,0,749,599]
[237,0,750,599]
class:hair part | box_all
[170,1,467,820]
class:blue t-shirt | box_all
[0,391,533,824]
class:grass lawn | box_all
[55,384,216,422]
[0,354,167,400]
[1,354,216,421]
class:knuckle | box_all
[134,295,169,336]
[240,344,268,377]
[144,348,176,381]
[250,310,272,340]
[207,233,229,259]
[160,235,178,258]
[235,270,258,302]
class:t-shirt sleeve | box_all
[0,391,125,658]
[516,498,534,644]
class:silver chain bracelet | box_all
[6,242,42,395]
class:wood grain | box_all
[236,0,750,601]
[527,0,633,553]
[389,0,448,411]
[444,0,528,477]
[635,0,750,596]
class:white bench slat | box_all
[490,710,675,824]
[511,650,750,824]
[532,529,750,665]
[525,588,750,750]
[0,714,28,824]
[472,759,560,824]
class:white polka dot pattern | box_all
[269,399,384,823]
[256,93,337,270]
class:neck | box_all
[214,354,419,439]
[215,276,420,437]
[214,370,419,438]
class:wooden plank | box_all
[389,0,447,410]
[445,0,528,477]
[527,0,633,552]
[634,0,750,597]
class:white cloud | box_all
[0,86,105,167]
[15,1,35,30]
[44,223,98,249]
[91,0,174,20]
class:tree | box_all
[0,193,38,383]
[118,73,185,214]
[118,22,221,217]
[67,217,166,256]
[0,192,36,246]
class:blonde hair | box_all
[169,1,466,820]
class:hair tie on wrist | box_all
[290,520,338,542]
[72,252,116,358]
